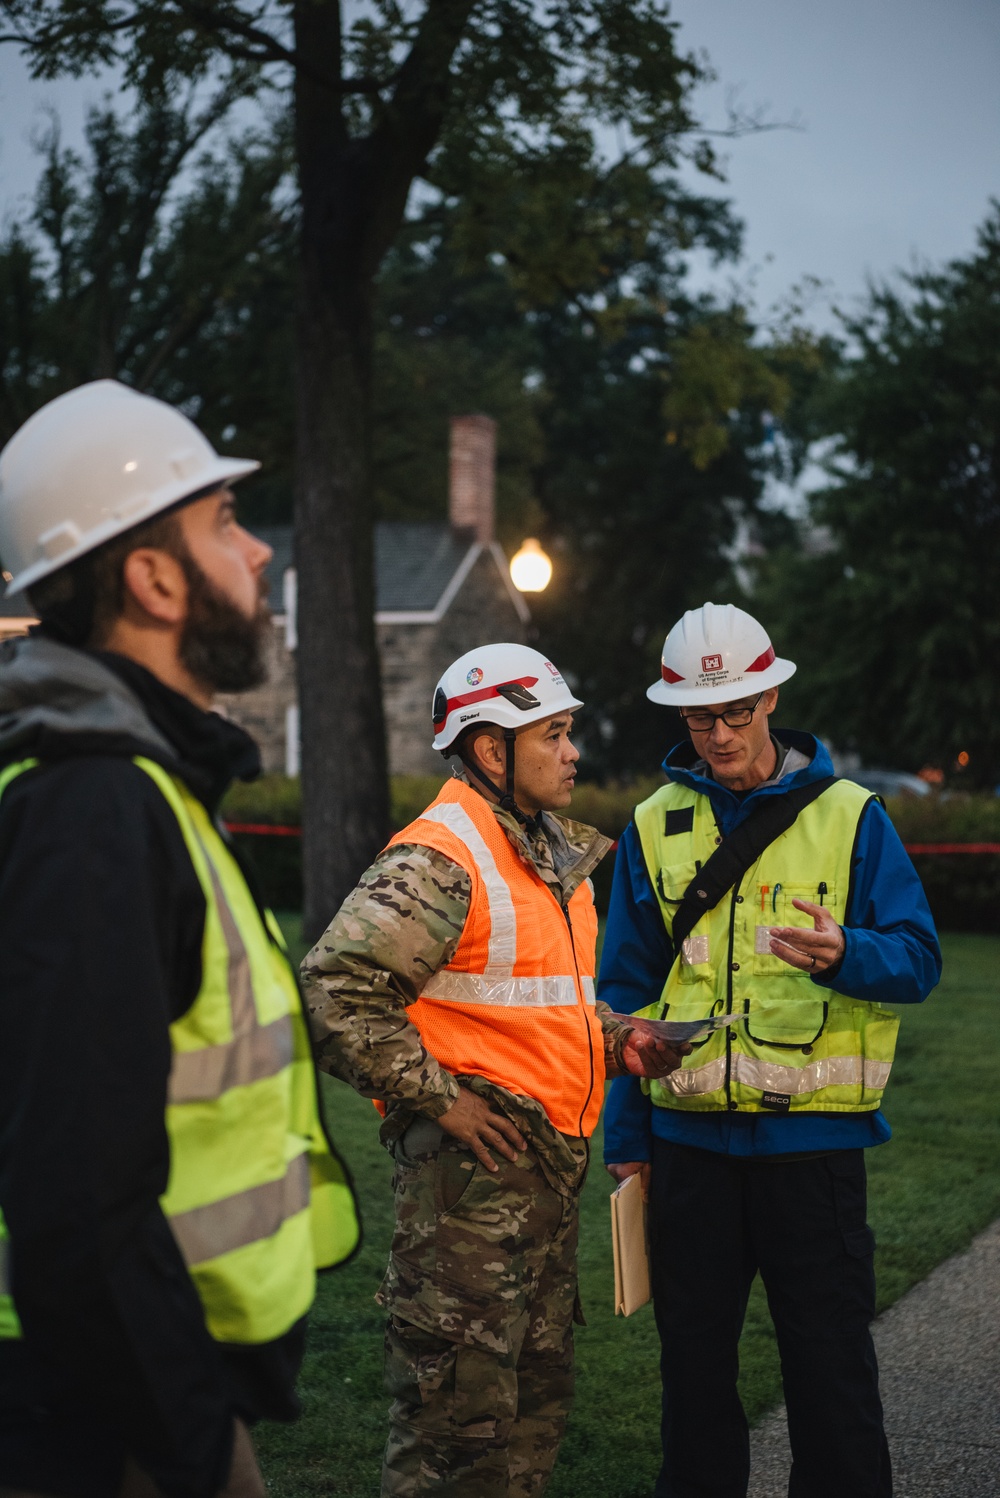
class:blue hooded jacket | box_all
[600,731,942,1160]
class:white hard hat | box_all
[647,602,796,706]
[0,380,260,595]
[432,643,583,752]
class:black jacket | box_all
[0,635,305,1498]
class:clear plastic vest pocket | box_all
[751,882,838,976]
[658,862,715,986]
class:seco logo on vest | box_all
[391,780,605,1136]
[632,779,900,1114]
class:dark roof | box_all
[254,523,474,614]
[374,523,471,612]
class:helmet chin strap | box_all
[461,727,530,825]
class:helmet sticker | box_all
[466,666,484,685]
[701,654,724,673]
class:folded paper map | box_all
[657,1012,744,1044]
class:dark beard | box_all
[178,557,271,695]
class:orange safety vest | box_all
[390,779,605,1136]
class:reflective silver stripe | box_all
[168,824,285,1104]
[581,977,596,1005]
[0,1239,10,1296]
[422,971,579,1007]
[169,1152,310,1267]
[666,1052,891,1098]
[667,1055,727,1096]
[204,854,256,1033]
[732,1053,892,1095]
[681,936,709,965]
[419,803,517,977]
[170,1015,295,1103]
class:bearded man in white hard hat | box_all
[601,602,941,1498]
[0,382,359,1498]
[302,642,689,1498]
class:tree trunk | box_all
[291,0,477,939]
[293,5,390,942]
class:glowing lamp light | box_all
[510,538,552,593]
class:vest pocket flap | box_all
[656,860,699,906]
[377,1252,513,1354]
[744,999,828,1048]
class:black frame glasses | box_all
[679,692,765,733]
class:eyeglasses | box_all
[679,693,765,734]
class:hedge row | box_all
[222,776,1000,934]
[884,794,1000,934]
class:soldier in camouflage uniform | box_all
[302,644,687,1497]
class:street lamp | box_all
[510,537,552,593]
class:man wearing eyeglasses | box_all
[600,602,941,1498]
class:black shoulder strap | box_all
[670,775,837,954]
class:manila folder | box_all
[611,1172,651,1316]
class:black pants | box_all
[648,1139,891,1498]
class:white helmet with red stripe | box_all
[647,602,796,706]
[432,643,583,752]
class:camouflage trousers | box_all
[377,1117,589,1498]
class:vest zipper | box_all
[724,879,740,1109]
[563,903,596,1135]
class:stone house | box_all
[218,415,531,775]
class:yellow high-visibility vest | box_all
[0,755,359,1344]
[632,778,900,1114]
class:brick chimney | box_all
[448,414,496,543]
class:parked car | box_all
[849,769,931,799]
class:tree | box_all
[752,204,1000,786]
[371,159,801,776]
[0,0,741,935]
[0,93,295,471]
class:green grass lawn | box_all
[258,930,1000,1496]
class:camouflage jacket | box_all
[302,776,629,1190]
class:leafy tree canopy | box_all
[0,91,299,518]
[0,77,823,777]
[752,204,1000,787]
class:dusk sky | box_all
[0,1,997,330]
[669,0,1000,325]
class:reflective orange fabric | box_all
[389,780,605,1136]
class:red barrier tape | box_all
[903,843,1000,855]
[225,822,302,837]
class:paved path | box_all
[748,1218,1000,1497]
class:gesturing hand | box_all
[438,1087,527,1172]
[769,899,846,975]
